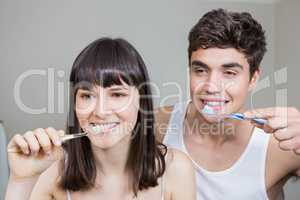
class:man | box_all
[155,9,300,200]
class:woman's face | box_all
[75,82,140,149]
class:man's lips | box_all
[200,98,230,111]
[200,99,229,104]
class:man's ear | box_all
[248,68,261,91]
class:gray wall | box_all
[0,0,277,138]
[275,1,300,199]
[0,0,299,199]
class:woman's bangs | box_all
[72,40,140,89]
[74,66,132,90]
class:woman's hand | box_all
[7,127,64,180]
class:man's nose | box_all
[203,72,222,94]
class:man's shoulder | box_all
[154,105,174,142]
[155,105,174,123]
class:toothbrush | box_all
[7,125,104,153]
[202,105,268,125]
[61,124,104,142]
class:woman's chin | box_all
[89,132,131,150]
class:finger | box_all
[244,107,289,119]
[250,120,265,130]
[294,148,300,156]
[267,117,288,130]
[7,134,30,154]
[251,121,275,133]
[273,128,292,141]
[45,127,62,147]
[279,136,300,151]
[34,128,52,155]
[23,131,40,156]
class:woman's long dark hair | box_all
[58,37,166,196]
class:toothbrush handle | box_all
[252,118,268,125]
[60,132,87,143]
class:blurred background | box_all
[0,0,299,199]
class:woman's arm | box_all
[29,161,61,200]
[5,127,63,200]
[166,149,197,200]
[5,176,39,200]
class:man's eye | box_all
[224,71,237,76]
[195,68,207,74]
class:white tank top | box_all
[163,101,270,200]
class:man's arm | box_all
[245,107,300,176]
[154,106,174,143]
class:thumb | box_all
[58,130,65,137]
[244,107,277,119]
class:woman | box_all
[6,38,196,200]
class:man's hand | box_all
[244,107,300,154]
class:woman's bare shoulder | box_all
[164,148,196,200]
[165,148,194,176]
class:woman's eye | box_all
[111,92,127,98]
[80,93,92,100]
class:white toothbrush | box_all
[60,124,103,143]
[202,105,268,125]
[7,125,104,153]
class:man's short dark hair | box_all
[188,8,267,77]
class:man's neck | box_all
[184,103,253,146]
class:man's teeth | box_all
[205,101,225,106]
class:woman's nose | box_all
[93,97,112,118]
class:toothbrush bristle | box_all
[202,105,215,115]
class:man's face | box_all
[189,48,259,123]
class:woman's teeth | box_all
[90,123,118,134]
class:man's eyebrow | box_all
[190,60,209,69]
[222,62,244,70]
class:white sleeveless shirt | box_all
[163,101,270,200]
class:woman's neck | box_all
[92,135,131,176]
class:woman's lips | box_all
[87,122,120,135]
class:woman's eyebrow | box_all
[78,88,92,92]
[109,86,129,91]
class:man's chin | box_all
[201,114,224,124]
